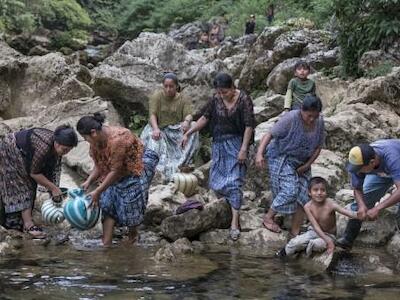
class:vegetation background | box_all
[0,0,398,76]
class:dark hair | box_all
[54,124,78,147]
[302,95,322,112]
[163,72,181,92]
[308,176,328,191]
[76,113,105,135]
[163,72,178,85]
[294,60,311,71]
[213,72,233,89]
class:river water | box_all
[0,240,399,300]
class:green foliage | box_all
[37,0,91,30]
[128,113,148,135]
[0,0,35,33]
[334,0,400,76]
[0,0,91,47]
[50,29,89,49]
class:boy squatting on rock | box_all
[277,177,359,257]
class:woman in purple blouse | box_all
[255,95,325,237]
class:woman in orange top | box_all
[76,113,159,246]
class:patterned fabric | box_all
[209,135,246,210]
[30,129,57,174]
[140,123,199,180]
[100,149,159,227]
[268,154,311,214]
[0,134,36,230]
[202,90,255,139]
[285,227,335,256]
[268,110,325,163]
[148,89,193,129]
[90,126,144,181]
[15,128,61,184]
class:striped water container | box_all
[41,199,65,225]
[63,188,100,231]
[172,172,198,197]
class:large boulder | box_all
[337,67,400,114]
[325,102,400,152]
[92,33,214,114]
[266,48,339,94]
[239,27,336,92]
[253,94,284,124]
[238,26,288,91]
[313,73,349,112]
[337,208,397,247]
[160,199,232,241]
[358,50,400,74]
[311,150,346,195]
[168,21,206,49]
[0,45,94,119]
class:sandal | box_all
[24,225,46,239]
[262,219,282,233]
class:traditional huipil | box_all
[202,91,255,210]
[140,89,199,179]
[267,110,325,214]
[91,127,158,227]
[0,128,61,229]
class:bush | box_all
[335,0,400,76]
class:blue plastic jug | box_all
[63,188,100,231]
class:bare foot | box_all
[262,219,282,233]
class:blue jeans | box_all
[344,174,394,244]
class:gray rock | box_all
[199,228,286,248]
[311,150,346,195]
[168,21,205,49]
[358,50,399,74]
[238,26,288,90]
[253,94,284,124]
[160,199,232,241]
[337,208,397,246]
[154,238,194,262]
[144,184,186,227]
[28,45,50,56]
[92,32,215,113]
[325,102,400,152]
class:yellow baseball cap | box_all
[347,144,375,173]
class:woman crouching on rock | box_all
[76,113,159,246]
[182,73,255,241]
[0,125,78,238]
[140,72,199,180]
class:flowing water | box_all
[0,240,399,300]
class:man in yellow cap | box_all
[337,140,400,250]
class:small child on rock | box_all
[277,176,359,257]
[284,60,316,111]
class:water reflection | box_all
[0,243,398,299]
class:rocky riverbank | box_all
[0,22,400,272]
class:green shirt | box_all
[149,90,193,128]
[284,78,316,109]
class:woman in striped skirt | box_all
[76,113,159,246]
[255,95,325,237]
[0,125,78,238]
[182,73,255,241]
